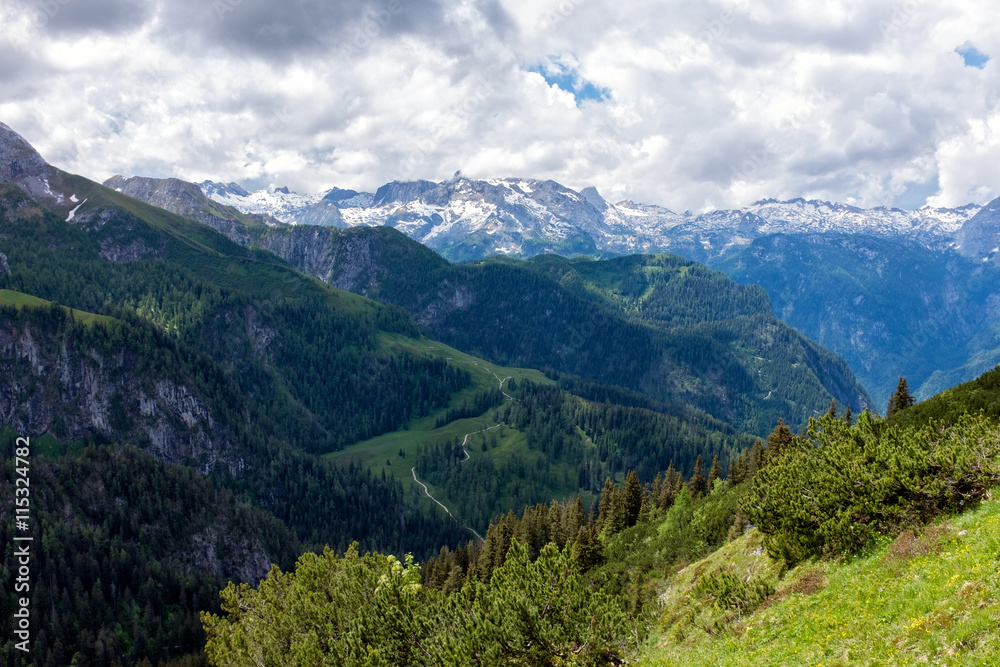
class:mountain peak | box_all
[198,180,251,198]
[0,122,50,184]
[579,186,608,212]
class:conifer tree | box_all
[622,470,642,528]
[749,438,765,473]
[887,376,916,417]
[597,478,620,533]
[563,494,585,541]
[844,405,852,425]
[688,455,707,498]
[729,450,748,485]
[572,525,606,571]
[825,399,837,420]
[706,455,722,492]
[657,462,678,509]
[765,418,795,461]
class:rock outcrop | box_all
[0,314,237,475]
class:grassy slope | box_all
[893,364,1000,429]
[18,173,601,527]
[0,288,115,325]
[60,172,381,315]
[327,334,578,517]
[641,493,1000,666]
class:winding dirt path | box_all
[409,369,519,543]
[412,466,484,541]
[491,370,517,400]
[458,423,503,461]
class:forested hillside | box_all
[200,367,1000,666]
[0,443,298,666]
[0,169,475,665]
[713,233,1000,408]
[395,377,752,532]
[97,175,872,435]
[0,182,468,455]
[0,125,788,666]
[339,247,872,435]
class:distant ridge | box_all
[194,175,989,263]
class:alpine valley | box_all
[189,176,1000,410]
[2,118,999,667]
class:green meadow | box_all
[326,333,560,519]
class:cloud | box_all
[2,0,1000,211]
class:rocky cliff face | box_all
[956,196,1000,264]
[0,122,49,182]
[0,313,238,475]
[250,224,344,286]
[105,174,278,245]
[0,121,64,208]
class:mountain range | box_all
[105,172,871,435]
[0,120,873,665]
[189,176,1000,409]
[195,176,988,259]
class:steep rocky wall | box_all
[0,316,237,474]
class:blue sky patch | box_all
[956,43,989,69]
[528,59,609,106]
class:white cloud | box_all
[3,0,1000,210]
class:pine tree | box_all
[765,418,795,461]
[597,478,620,533]
[622,471,642,528]
[844,405,852,425]
[887,376,916,417]
[572,525,606,571]
[687,455,707,498]
[657,462,678,510]
[825,399,837,420]
[563,494,585,541]
[750,438,764,473]
[730,450,748,485]
[706,455,722,492]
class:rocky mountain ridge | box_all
[187,171,1000,408]
[86,172,876,433]
[195,175,992,263]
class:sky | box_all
[1,0,999,212]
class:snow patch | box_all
[66,198,87,222]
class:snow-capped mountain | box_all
[198,177,987,262]
[197,180,339,226]
[594,195,982,258]
[107,162,1000,412]
[201,176,607,259]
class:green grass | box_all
[63,171,386,315]
[0,289,115,326]
[0,428,90,459]
[380,333,552,391]
[326,334,556,517]
[641,493,1000,666]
